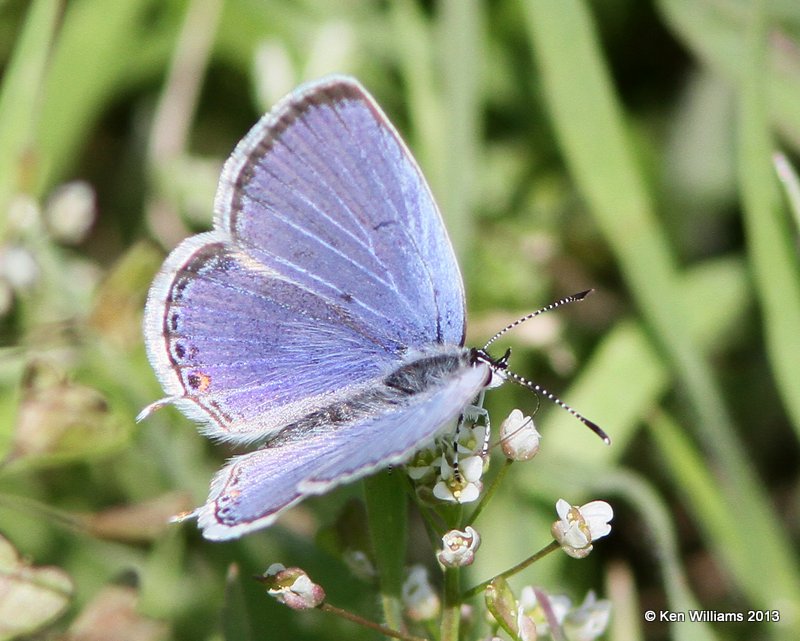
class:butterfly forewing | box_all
[216,77,466,346]
[144,77,467,443]
[143,76,482,537]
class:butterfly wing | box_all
[216,76,466,346]
[143,77,465,442]
[192,354,489,540]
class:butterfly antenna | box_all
[504,369,611,444]
[482,289,595,350]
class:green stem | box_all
[466,459,512,527]
[0,492,87,533]
[320,603,427,641]
[462,540,561,600]
[418,504,445,553]
[439,566,461,641]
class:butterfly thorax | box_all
[384,346,479,395]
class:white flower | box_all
[433,455,483,503]
[518,586,571,636]
[406,446,438,481]
[44,181,96,244]
[402,565,440,621]
[563,591,612,641]
[437,526,481,567]
[455,423,488,458]
[551,499,613,559]
[516,606,538,641]
[0,245,38,291]
[260,564,325,610]
[500,409,541,461]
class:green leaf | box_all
[0,533,73,641]
[364,470,407,630]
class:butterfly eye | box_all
[486,368,508,390]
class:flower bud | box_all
[500,409,540,461]
[259,564,325,610]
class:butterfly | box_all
[140,76,607,540]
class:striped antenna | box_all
[504,369,611,444]
[482,289,594,350]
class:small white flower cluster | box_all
[407,422,489,504]
[516,588,612,641]
[0,185,96,316]
[263,403,615,640]
[480,500,613,640]
[407,408,543,506]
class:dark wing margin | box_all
[215,75,466,346]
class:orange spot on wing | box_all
[187,371,212,393]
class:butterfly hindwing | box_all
[193,350,489,540]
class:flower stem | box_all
[0,492,87,533]
[439,566,461,641]
[319,603,428,641]
[465,458,513,527]
[461,540,561,599]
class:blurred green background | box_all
[1,0,799,640]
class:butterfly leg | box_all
[450,391,490,482]
[451,412,468,483]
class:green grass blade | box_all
[0,0,62,222]
[437,0,482,255]
[522,0,800,614]
[364,470,408,631]
[736,1,800,438]
[657,0,800,148]
[545,257,751,465]
[647,411,800,630]
[598,469,719,641]
[33,0,174,195]
[773,152,800,233]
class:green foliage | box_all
[1,1,799,640]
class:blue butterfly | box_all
[141,76,606,540]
